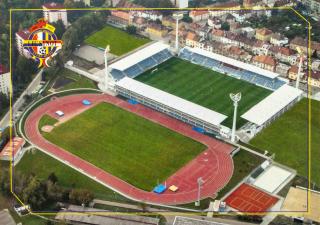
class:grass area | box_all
[40,103,206,191]
[250,98,320,186]
[217,150,265,198]
[135,57,271,128]
[38,115,58,130]
[84,25,150,56]
[15,150,131,203]
[55,68,97,91]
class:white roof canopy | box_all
[116,77,227,126]
[241,85,303,126]
[110,42,170,71]
[185,47,279,79]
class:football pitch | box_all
[250,98,320,186]
[135,57,272,128]
[84,25,150,56]
[40,103,206,191]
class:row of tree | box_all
[0,169,94,210]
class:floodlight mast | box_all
[173,13,183,52]
[230,92,241,142]
[296,47,304,89]
[104,45,110,89]
[195,177,204,206]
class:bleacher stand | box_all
[178,48,286,91]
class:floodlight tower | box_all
[230,92,241,143]
[173,12,183,52]
[295,47,305,89]
[104,45,110,90]
[195,177,204,207]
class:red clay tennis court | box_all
[225,183,279,212]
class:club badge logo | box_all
[23,19,63,68]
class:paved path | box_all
[24,93,234,205]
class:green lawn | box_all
[84,25,150,56]
[40,103,206,191]
[15,150,131,203]
[250,98,320,186]
[57,68,97,91]
[135,57,271,128]
[38,115,58,129]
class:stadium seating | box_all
[110,69,125,81]
[110,49,173,80]
[178,48,286,91]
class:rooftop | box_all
[241,84,303,126]
[116,77,228,126]
[110,42,169,71]
[0,137,25,159]
[256,28,273,36]
[43,2,65,9]
[252,55,277,66]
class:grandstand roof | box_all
[185,47,279,79]
[110,42,169,71]
[116,77,227,126]
[241,85,303,126]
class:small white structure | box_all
[253,165,294,193]
[0,70,10,95]
[55,110,64,117]
[171,0,188,8]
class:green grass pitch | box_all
[135,57,272,128]
[40,103,206,191]
[84,25,150,56]
[250,98,320,186]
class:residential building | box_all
[252,55,277,71]
[307,70,320,88]
[0,137,25,163]
[276,62,291,76]
[135,11,163,21]
[289,37,320,56]
[132,17,147,30]
[73,0,90,6]
[243,0,262,7]
[255,28,273,41]
[171,0,189,8]
[189,10,209,22]
[241,27,256,38]
[207,17,222,29]
[288,65,301,80]
[162,16,184,29]
[270,33,289,46]
[229,22,242,33]
[252,40,270,55]
[15,30,31,58]
[146,24,169,39]
[231,11,253,23]
[0,65,10,95]
[269,46,297,65]
[109,11,131,26]
[208,2,241,17]
[185,31,201,47]
[43,2,68,27]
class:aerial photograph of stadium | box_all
[0,0,320,225]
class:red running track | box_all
[24,93,234,205]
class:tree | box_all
[69,189,94,206]
[48,172,58,184]
[51,20,66,39]
[221,22,230,31]
[22,175,47,210]
[126,25,137,35]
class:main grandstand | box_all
[105,42,301,136]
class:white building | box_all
[73,0,90,6]
[171,0,188,8]
[43,2,68,27]
[15,30,31,58]
[0,66,10,95]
